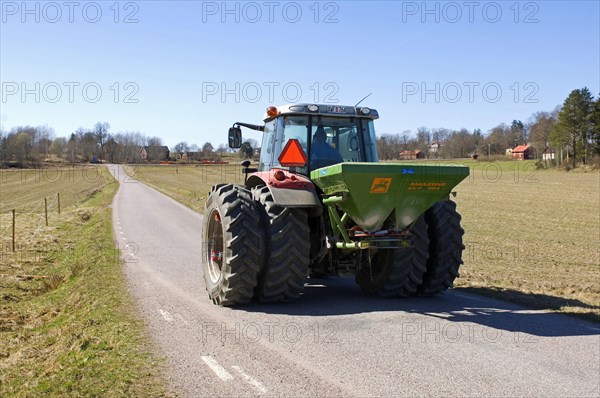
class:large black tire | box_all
[418,200,465,296]
[356,216,429,297]
[252,186,310,302]
[202,184,261,306]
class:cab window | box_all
[259,119,276,171]
[272,116,309,174]
[310,117,361,170]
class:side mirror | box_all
[228,127,242,149]
[350,136,359,151]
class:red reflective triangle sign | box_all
[278,139,307,167]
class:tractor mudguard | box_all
[246,171,322,210]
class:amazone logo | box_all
[370,178,392,194]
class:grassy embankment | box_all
[0,166,170,397]
[130,160,599,320]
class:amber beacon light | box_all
[266,106,278,117]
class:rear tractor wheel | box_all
[418,200,465,296]
[356,216,429,297]
[202,184,261,306]
[252,186,311,303]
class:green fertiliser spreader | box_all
[202,104,470,305]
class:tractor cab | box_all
[229,104,380,175]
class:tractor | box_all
[202,104,469,305]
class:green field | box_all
[451,161,599,319]
[0,166,110,213]
[131,161,600,319]
[0,167,170,397]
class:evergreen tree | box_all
[591,96,600,157]
[550,88,594,167]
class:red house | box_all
[399,150,425,160]
[512,144,534,160]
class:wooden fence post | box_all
[12,209,16,252]
[57,193,61,215]
[44,198,48,226]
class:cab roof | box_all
[263,104,379,122]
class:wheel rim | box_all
[206,209,224,284]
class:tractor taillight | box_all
[274,170,286,181]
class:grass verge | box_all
[0,168,170,397]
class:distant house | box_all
[140,146,170,162]
[428,142,441,153]
[399,150,425,160]
[542,147,555,161]
[512,144,534,160]
[183,151,203,161]
[505,148,513,157]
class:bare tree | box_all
[50,137,67,159]
[147,136,163,146]
[202,142,214,158]
[94,122,110,155]
[173,142,190,154]
[216,144,229,156]
[416,127,431,156]
[529,112,557,158]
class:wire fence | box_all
[0,192,61,253]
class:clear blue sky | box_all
[1,1,599,148]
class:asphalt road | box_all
[108,165,600,397]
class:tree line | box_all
[0,120,251,166]
[377,87,600,167]
[0,122,162,165]
[1,87,598,167]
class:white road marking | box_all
[201,356,233,381]
[158,309,173,322]
[121,237,127,241]
[424,312,452,318]
[511,309,552,315]
[119,231,124,235]
[232,365,267,394]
